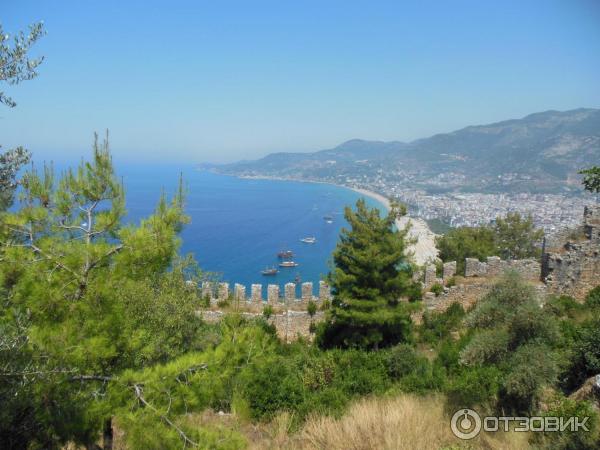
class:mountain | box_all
[211,108,600,193]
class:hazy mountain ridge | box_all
[212,108,600,193]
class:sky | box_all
[1,0,600,164]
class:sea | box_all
[120,165,386,294]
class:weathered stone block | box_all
[201,281,212,300]
[250,284,262,303]
[319,281,331,301]
[486,256,503,276]
[465,258,487,277]
[424,264,437,287]
[506,258,541,281]
[218,282,229,301]
[301,282,313,302]
[234,283,246,302]
[284,283,296,304]
[442,261,456,281]
[267,284,280,304]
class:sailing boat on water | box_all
[261,266,278,276]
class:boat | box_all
[323,215,333,224]
[278,261,299,268]
[277,250,294,258]
[300,236,316,244]
[261,267,278,276]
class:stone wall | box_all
[201,310,324,342]
[421,256,541,292]
[418,206,599,316]
[542,205,600,300]
[198,207,599,339]
[463,256,540,281]
[199,280,331,307]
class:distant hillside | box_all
[210,108,600,193]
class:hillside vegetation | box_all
[1,145,600,449]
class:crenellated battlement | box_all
[198,206,599,338]
[200,280,331,306]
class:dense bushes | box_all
[2,144,599,448]
[585,285,600,308]
[421,302,466,343]
[436,212,544,272]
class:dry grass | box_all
[247,395,531,450]
[71,394,533,449]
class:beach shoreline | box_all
[347,187,439,266]
[220,172,439,265]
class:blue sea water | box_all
[118,165,387,295]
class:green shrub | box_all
[434,338,467,377]
[563,318,600,391]
[262,305,274,320]
[532,394,600,450]
[430,282,444,297]
[585,285,600,309]
[420,302,465,344]
[500,343,560,413]
[546,294,583,318]
[237,356,304,420]
[445,276,456,288]
[331,349,389,396]
[307,300,317,317]
[435,260,444,278]
[445,365,502,409]
[385,344,425,379]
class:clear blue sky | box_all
[2,0,600,163]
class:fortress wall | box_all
[542,206,600,300]
[199,281,330,306]
[201,310,324,342]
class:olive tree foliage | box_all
[460,272,561,412]
[0,21,45,108]
[0,21,45,211]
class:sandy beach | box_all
[349,188,439,266]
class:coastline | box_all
[220,172,439,265]
[347,187,439,266]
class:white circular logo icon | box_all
[451,408,482,440]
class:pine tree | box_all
[0,134,195,448]
[317,198,420,350]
